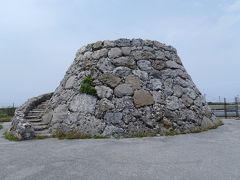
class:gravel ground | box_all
[0,119,240,180]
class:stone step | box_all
[28,119,42,123]
[39,105,48,107]
[31,122,48,126]
[35,131,52,138]
[37,105,48,109]
[41,100,49,104]
[35,129,50,134]
[25,115,40,119]
[27,112,43,117]
[33,125,48,131]
[37,103,48,106]
[29,110,45,113]
[41,102,49,105]
[32,108,46,111]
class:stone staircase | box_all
[25,100,51,137]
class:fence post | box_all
[236,97,239,118]
[224,98,227,118]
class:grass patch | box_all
[53,129,108,140]
[165,130,179,136]
[92,135,107,139]
[80,75,97,96]
[53,129,92,140]
[0,116,13,122]
[4,131,19,141]
[125,131,156,138]
[35,135,49,140]
[0,107,15,122]
[0,124,3,130]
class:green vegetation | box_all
[0,124,3,130]
[126,131,156,138]
[92,135,107,139]
[80,75,97,96]
[53,129,92,140]
[165,130,179,136]
[0,107,15,122]
[53,129,107,140]
[4,131,19,141]
[0,116,12,122]
[35,135,49,140]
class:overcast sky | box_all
[0,0,240,106]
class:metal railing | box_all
[208,98,240,118]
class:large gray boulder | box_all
[10,39,222,139]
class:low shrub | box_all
[80,76,97,96]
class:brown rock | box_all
[99,73,121,88]
[133,90,154,108]
[162,117,172,129]
[125,75,142,90]
[152,60,166,70]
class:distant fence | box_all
[208,98,240,118]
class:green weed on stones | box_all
[80,76,97,96]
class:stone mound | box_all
[10,39,222,140]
